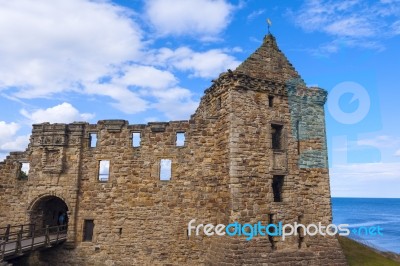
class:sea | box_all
[332,197,400,254]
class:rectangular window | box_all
[176,132,185,146]
[132,132,141,147]
[89,133,97,148]
[98,160,110,182]
[83,220,94,242]
[160,159,172,181]
[19,162,30,179]
[268,95,274,107]
[271,124,283,150]
[272,176,284,202]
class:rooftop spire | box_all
[234,33,304,85]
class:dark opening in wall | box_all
[268,214,276,250]
[268,95,274,107]
[271,124,283,150]
[216,97,222,110]
[296,120,300,155]
[83,220,94,242]
[19,162,30,179]
[132,132,141,147]
[30,196,68,230]
[272,175,284,202]
[89,133,97,148]
[160,159,172,181]
[298,215,304,249]
[98,160,110,182]
[176,132,185,146]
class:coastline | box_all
[339,236,400,265]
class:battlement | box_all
[26,119,191,150]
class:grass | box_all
[338,236,400,266]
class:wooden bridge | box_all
[0,223,67,262]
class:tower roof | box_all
[235,34,303,84]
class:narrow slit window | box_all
[132,132,141,147]
[176,132,185,146]
[268,214,276,250]
[98,160,110,182]
[298,215,304,249]
[83,220,94,242]
[296,120,300,155]
[160,159,172,181]
[90,133,97,148]
[268,95,274,107]
[272,175,284,202]
[19,162,30,179]
[216,97,221,110]
[271,124,283,150]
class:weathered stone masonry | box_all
[0,34,347,265]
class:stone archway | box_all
[29,195,69,229]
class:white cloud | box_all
[330,162,400,197]
[380,0,400,3]
[0,0,143,100]
[392,20,400,35]
[289,0,400,53]
[231,47,243,53]
[85,83,148,114]
[0,122,29,156]
[0,0,238,121]
[0,121,20,141]
[330,162,400,181]
[0,134,30,152]
[150,47,240,78]
[20,102,94,124]
[395,150,400,156]
[144,0,234,38]
[247,9,266,21]
[171,49,240,78]
[113,65,178,90]
[324,17,374,37]
[151,87,198,120]
[83,65,179,114]
[83,64,196,117]
[357,135,400,148]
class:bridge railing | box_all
[0,224,67,262]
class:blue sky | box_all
[0,0,399,197]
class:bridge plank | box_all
[1,230,66,261]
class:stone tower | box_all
[0,34,346,265]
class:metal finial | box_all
[267,18,272,34]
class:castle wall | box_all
[0,82,235,265]
[72,117,231,265]
[0,152,29,225]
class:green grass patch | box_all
[338,236,400,266]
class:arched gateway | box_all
[28,195,69,229]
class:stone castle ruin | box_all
[0,34,346,265]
